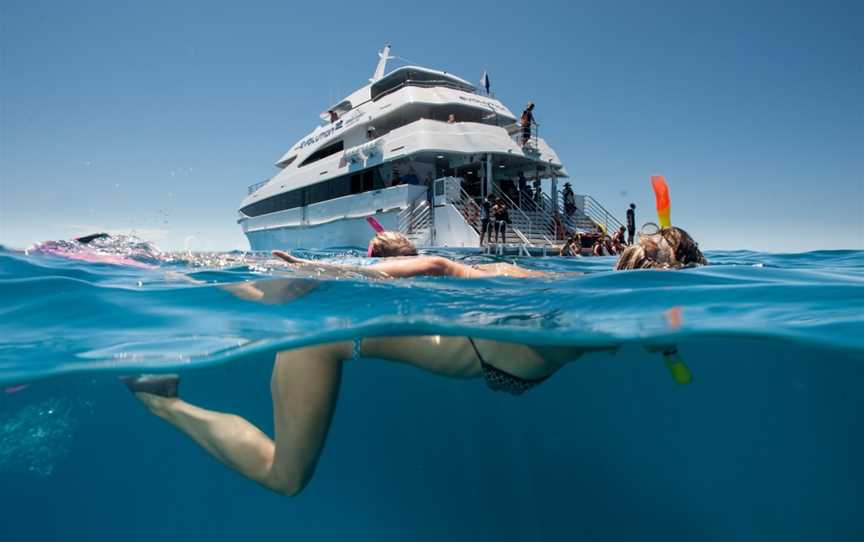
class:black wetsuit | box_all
[493,205,510,244]
[480,200,492,244]
[626,208,635,245]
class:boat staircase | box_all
[396,176,623,251]
[551,191,625,235]
[397,197,434,246]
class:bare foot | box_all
[122,374,179,398]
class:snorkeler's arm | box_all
[273,251,315,266]
[274,251,487,279]
[367,256,488,278]
[272,250,373,276]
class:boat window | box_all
[306,181,331,205]
[299,140,344,168]
[371,69,475,101]
[240,188,303,217]
[240,169,386,217]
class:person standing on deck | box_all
[492,198,510,244]
[517,171,529,207]
[479,196,493,246]
[626,203,636,245]
[562,182,576,216]
[520,102,535,146]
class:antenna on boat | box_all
[370,43,393,82]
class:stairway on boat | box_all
[397,177,624,249]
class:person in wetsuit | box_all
[479,197,492,245]
[492,199,510,244]
[626,203,636,245]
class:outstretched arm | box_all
[273,251,489,279]
[366,256,488,278]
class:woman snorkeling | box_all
[125,336,595,495]
[125,221,707,495]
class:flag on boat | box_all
[480,70,490,95]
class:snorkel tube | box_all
[651,175,671,229]
[365,216,385,256]
[651,176,692,384]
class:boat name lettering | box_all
[295,120,344,150]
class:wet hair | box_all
[368,231,418,257]
[614,227,707,270]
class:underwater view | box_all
[1,239,863,541]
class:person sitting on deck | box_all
[591,238,605,257]
[559,231,582,257]
[611,226,627,252]
[328,110,339,123]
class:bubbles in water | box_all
[0,398,78,478]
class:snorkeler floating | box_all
[125,178,706,495]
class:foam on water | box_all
[1,237,862,384]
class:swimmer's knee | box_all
[267,469,311,497]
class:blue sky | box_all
[1,0,861,252]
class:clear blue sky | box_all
[1,0,861,252]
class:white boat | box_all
[238,45,622,251]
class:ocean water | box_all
[1,239,863,541]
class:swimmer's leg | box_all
[132,342,350,495]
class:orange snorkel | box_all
[651,175,672,229]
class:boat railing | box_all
[552,190,624,234]
[452,185,483,233]
[490,184,552,246]
[247,180,269,195]
[506,121,540,151]
[399,200,432,235]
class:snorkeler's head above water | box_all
[367,231,418,258]
[614,226,707,270]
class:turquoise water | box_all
[1,240,863,541]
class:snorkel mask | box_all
[614,176,707,270]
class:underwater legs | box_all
[132,341,350,495]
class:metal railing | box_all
[490,185,553,246]
[551,190,624,235]
[451,185,483,233]
[397,199,433,245]
[583,195,625,234]
[506,122,540,151]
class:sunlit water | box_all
[1,237,863,541]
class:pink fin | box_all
[4,384,30,394]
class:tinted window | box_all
[299,140,344,168]
[240,189,303,217]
